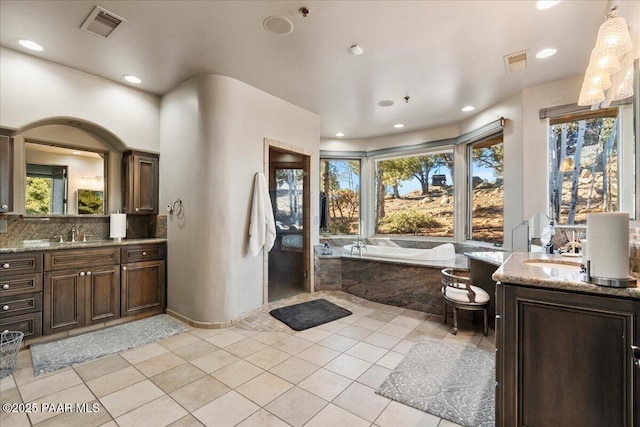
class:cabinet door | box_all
[121,260,165,316]
[0,130,13,213]
[123,151,159,215]
[85,266,120,324]
[43,269,85,335]
[499,284,640,427]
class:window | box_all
[320,159,360,234]
[25,163,67,214]
[549,108,619,225]
[375,149,454,237]
[468,135,504,244]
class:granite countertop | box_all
[0,238,167,254]
[464,251,510,267]
[493,252,640,300]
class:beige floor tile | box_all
[0,386,21,404]
[34,399,112,427]
[318,333,358,352]
[375,400,440,427]
[478,336,496,351]
[296,344,341,366]
[366,310,399,323]
[333,381,390,422]
[379,305,406,315]
[345,342,388,363]
[192,390,259,427]
[438,419,465,427]
[443,330,483,347]
[265,387,328,427]
[389,314,425,329]
[150,363,207,394]
[352,317,386,331]
[294,328,333,343]
[233,328,260,338]
[211,359,264,388]
[357,364,392,389]
[363,331,403,349]
[236,372,293,406]
[168,414,205,427]
[11,366,37,386]
[0,411,31,427]
[188,328,224,339]
[205,330,246,348]
[271,335,314,355]
[170,376,230,412]
[336,314,362,325]
[15,349,33,370]
[158,333,202,351]
[305,403,370,427]
[245,347,291,370]
[337,325,373,340]
[74,354,131,382]
[86,366,145,398]
[269,356,318,384]
[224,338,267,358]
[250,331,291,345]
[134,352,186,377]
[298,368,352,401]
[315,320,348,333]
[190,349,239,373]
[99,379,164,418]
[324,354,372,380]
[0,374,16,392]
[28,384,95,424]
[99,421,118,427]
[20,369,83,402]
[391,339,417,354]
[376,351,405,370]
[115,395,188,427]
[172,340,219,361]
[120,342,168,365]
[377,323,413,339]
[236,408,290,427]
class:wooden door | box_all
[85,265,120,324]
[133,154,158,213]
[43,269,85,334]
[121,260,165,316]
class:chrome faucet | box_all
[71,227,77,243]
[351,236,367,256]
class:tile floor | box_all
[0,291,495,427]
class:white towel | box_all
[249,172,276,256]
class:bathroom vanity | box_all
[0,239,166,343]
[493,252,640,427]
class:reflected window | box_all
[26,163,67,214]
[320,159,360,235]
[275,168,304,231]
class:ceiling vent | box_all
[504,51,528,73]
[80,6,127,38]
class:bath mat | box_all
[376,336,495,427]
[269,298,352,331]
[30,314,188,376]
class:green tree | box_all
[25,177,51,214]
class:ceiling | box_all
[1,1,635,139]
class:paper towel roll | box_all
[110,213,126,241]
[586,212,629,279]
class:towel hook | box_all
[167,199,184,219]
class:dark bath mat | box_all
[269,298,352,331]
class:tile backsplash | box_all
[0,214,167,246]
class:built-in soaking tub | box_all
[342,242,456,262]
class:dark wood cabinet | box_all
[85,266,120,324]
[121,259,165,317]
[122,150,159,215]
[43,269,85,334]
[0,252,43,338]
[0,128,13,213]
[496,283,640,427]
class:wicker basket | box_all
[0,331,24,379]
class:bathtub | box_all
[342,242,456,261]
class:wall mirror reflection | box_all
[24,141,106,215]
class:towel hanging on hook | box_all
[249,172,276,256]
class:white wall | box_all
[160,74,320,324]
[0,48,160,152]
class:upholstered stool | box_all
[441,268,490,336]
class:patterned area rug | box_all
[376,336,495,427]
[30,315,187,376]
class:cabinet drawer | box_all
[45,248,120,271]
[0,312,42,339]
[121,244,165,263]
[0,292,42,317]
[0,274,43,297]
[0,252,43,277]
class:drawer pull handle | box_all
[122,266,127,271]
[135,208,140,212]
[142,251,147,256]
[2,263,9,269]
[1,284,9,290]
[2,305,9,311]
[79,272,85,277]
[1,204,8,211]
[86,271,91,276]
[632,346,640,368]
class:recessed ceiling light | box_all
[536,1,560,10]
[393,124,405,129]
[18,39,43,51]
[536,48,557,59]
[122,74,142,84]
[377,100,394,107]
[350,44,364,55]
[462,105,475,112]
[336,132,344,137]
[263,16,294,35]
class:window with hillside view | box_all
[549,108,619,225]
[320,159,360,234]
[375,150,454,237]
[468,135,504,244]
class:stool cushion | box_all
[442,284,490,304]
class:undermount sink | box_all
[521,258,581,271]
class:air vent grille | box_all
[81,6,126,38]
[504,51,528,73]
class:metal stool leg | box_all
[483,308,488,336]
[443,302,447,324]
[452,307,458,335]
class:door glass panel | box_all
[275,168,304,232]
